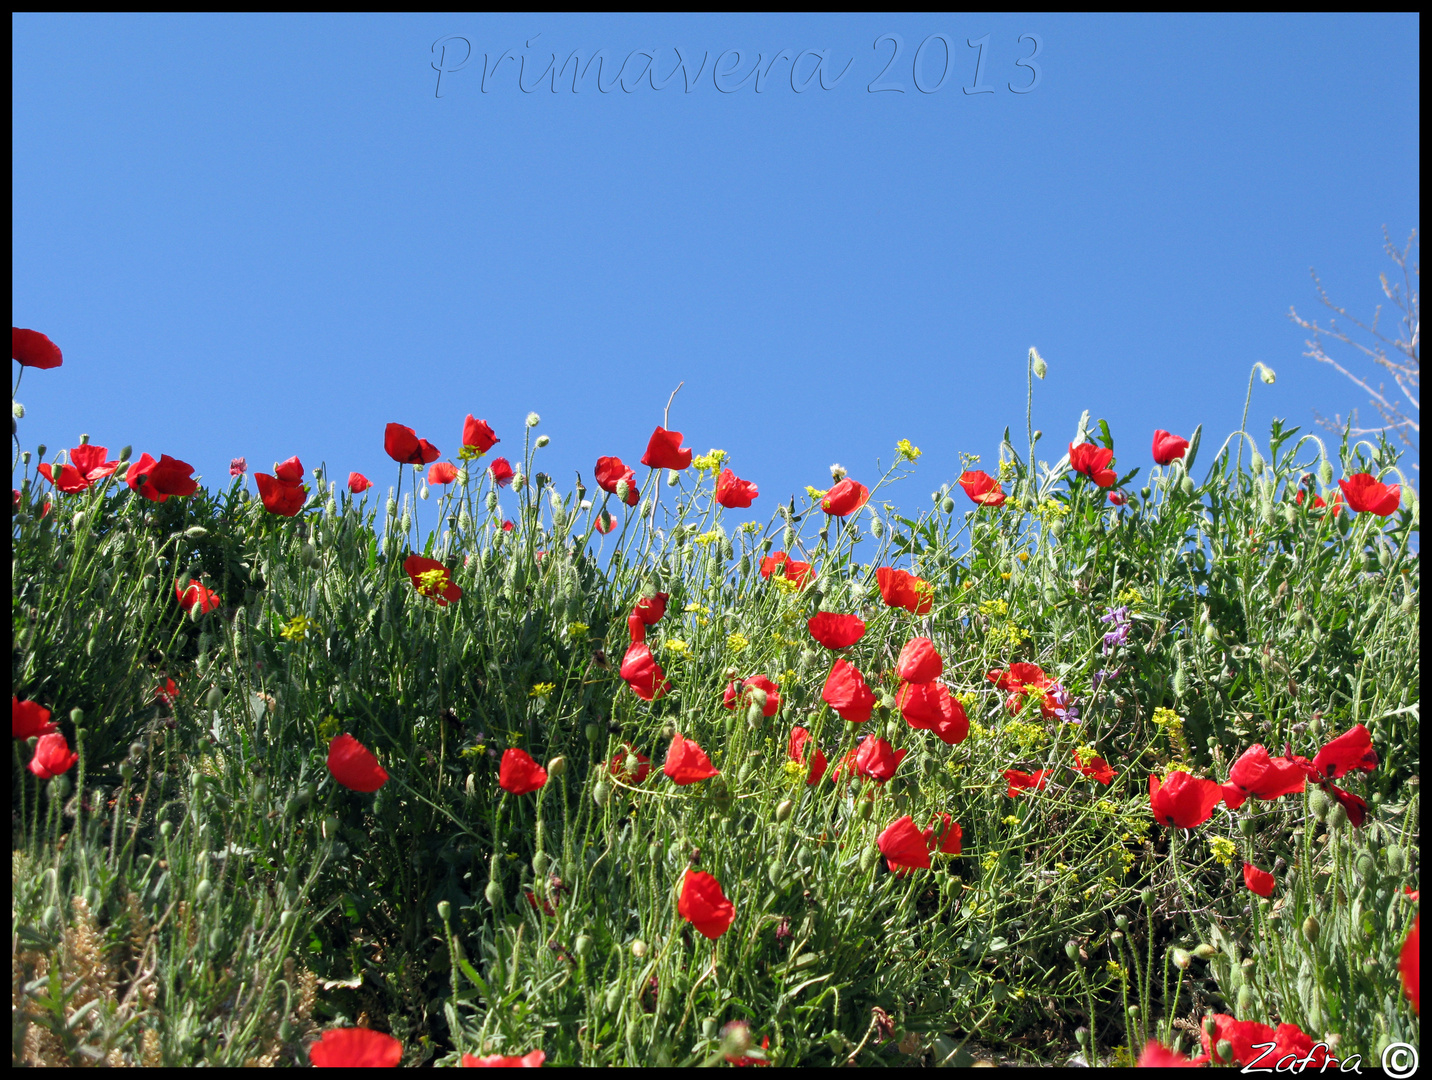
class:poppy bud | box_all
[860,844,879,873]
[120,760,135,781]
[1386,845,1406,872]
[1141,888,1155,907]
[775,798,793,823]
[1307,785,1330,820]
[720,1020,751,1058]
[1115,913,1130,931]
[486,491,499,512]
[485,879,503,907]
[631,939,648,958]
[1065,940,1080,962]
[547,755,566,777]
[1301,914,1320,943]
[36,443,47,460]
[1030,347,1047,379]
[1193,943,1216,959]
[941,496,955,514]
[1126,1005,1139,1018]
[592,781,611,806]
[525,411,540,428]
[533,851,549,876]
[1326,803,1348,830]
[1171,947,1192,970]
[420,484,430,501]
[159,821,174,840]
[783,526,796,549]
[666,470,680,487]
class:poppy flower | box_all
[878,815,931,874]
[175,580,221,614]
[230,457,247,476]
[1004,769,1051,797]
[28,733,79,779]
[593,509,616,534]
[1338,473,1401,516]
[1068,442,1117,487]
[1310,723,1378,779]
[526,892,558,925]
[608,744,651,784]
[126,453,197,502]
[37,461,91,494]
[677,869,735,939]
[1151,430,1190,465]
[594,456,639,505]
[806,611,865,650]
[854,736,906,783]
[404,554,463,605]
[821,659,876,723]
[1322,781,1368,827]
[896,682,969,745]
[461,1049,546,1067]
[632,592,669,625]
[13,698,57,739]
[153,679,178,706]
[724,1029,770,1067]
[758,551,813,588]
[664,732,718,784]
[875,567,933,615]
[715,468,758,508]
[1295,488,1344,516]
[1148,771,1223,828]
[1198,1016,1333,1069]
[723,675,781,717]
[428,461,459,485]
[896,637,943,683]
[384,422,440,465]
[498,748,548,795]
[488,458,515,488]
[1221,744,1309,808]
[620,642,669,701]
[1108,491,1127,506]
[13,327,63,369]
[641,426,692,470]
[348,472,372,493]
[958,470,1007,507]
[39,444,121,493]
[1135,1041,1201,1068]
[926,813,962,855]
[256,465,307,517]
[1243,862,1276,898]
[787,726,828,784]
[1073,753,1116,785]
[501,519,515,532]
[626,613,646,645]
[821,477,869,517]
[462,415,500,455]
[327,734,390,792]
[1402,913,1419,1014]
[308,1027,403,1068]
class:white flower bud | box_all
[526,412,541,428]
[1256,363,1276,385]
[535,434,550,448]
[1030,346,1047,379]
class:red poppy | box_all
[327,734,390,792]
[13,698,57,739]
[308,1027,403,1067]
[787,726,828,784]
[28,733,79,779]
[758,550,814,588]
[608,744,651,784]
[926,813,962,855]
[1310,723,1378,779]
[1323,781,1368,827]
[498,748,547,795]
[715,468,758,508]
[462,415,500,455]
[896,681,970,745]
[126,453,197,502]
[878,815,932,874]
[1402,913,1420,1014]
[1151,430,1189,466]
[1004,769,1051,797]
[1148,771,1223,828]
[428,461,458,485]
[958,470,1006,507]
[1198,1016,1333,1069]
[620,642,670,701]
[724,1028,770,1067]
[1338,473,1401,516]
[13,327,63,369]
[461,1049,546,1067]
[987,663,1049,703]
[664,732,718,784]
[1243,862,1276,898]
[678,869,735,939]
[488,457,515,488]
[1068,442,1116,487]
[641,426,692,470]
[404,554,463,605]
[39,444,121,493]
[626,613,646,645]
[153,679,178,706]
[256,466,307,516]
[632,592,669,625]
[348,472,372,493]
[37,461,91,494]
[525,887,556,921]
[821,477,869,517]
[1135,1041,1201,1068]
[896,637,943,683]
[175,580,221,614]
[1221,744,1308,808]
[501,519,515,532]
[854,736,906,783]
[594,456,639,505]
[723,675,781,717]
[1073,753,1115,785]
[593,509,617,534]
[806,611,865,649]
[876,566,933,615]
[821,659,876,723]
[1294,488,1344,516]
[1108,491,1127,506]
[384,423,440,465]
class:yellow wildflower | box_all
[896,439,922,462]
[1002,815,1020,826]
[663,639,690,657]
[727,632,749,654]
[317,714,341,741]
[998,459,1017,482]
[457,445,484,462]
[1209,836,1237,867]
[566,622,589,640]
[691,449,728,474]
[280,615,317,642]
[1116,586,1144,606]
[529,682,556,698]
[979,599,1009,618]
[805,485,827,500]
[1017,551,1030,563]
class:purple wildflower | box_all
[1091,668,1120,690]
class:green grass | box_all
[11,374,1419,1066]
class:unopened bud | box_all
[1030,347,1047,379]
[420,484,430,501]
[485,879,503,907]
[631,938,648,958]
[1256,363,1276,384]
[1301,914,1320,943]
[1193,943,1217,959]
[535,434,550,448]
[526,412,540,428]
[1319,459,1334,486]
[775,798,793,822]
[720,1020,751,1058]
[616,479,630,502]
[11,402,23,419]
[546,755,566,777]
[1171,947,1192,970]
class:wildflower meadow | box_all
[12,330,1420,1066]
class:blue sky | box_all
[12,13,1420,521]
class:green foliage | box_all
[12,409,1419,1066]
